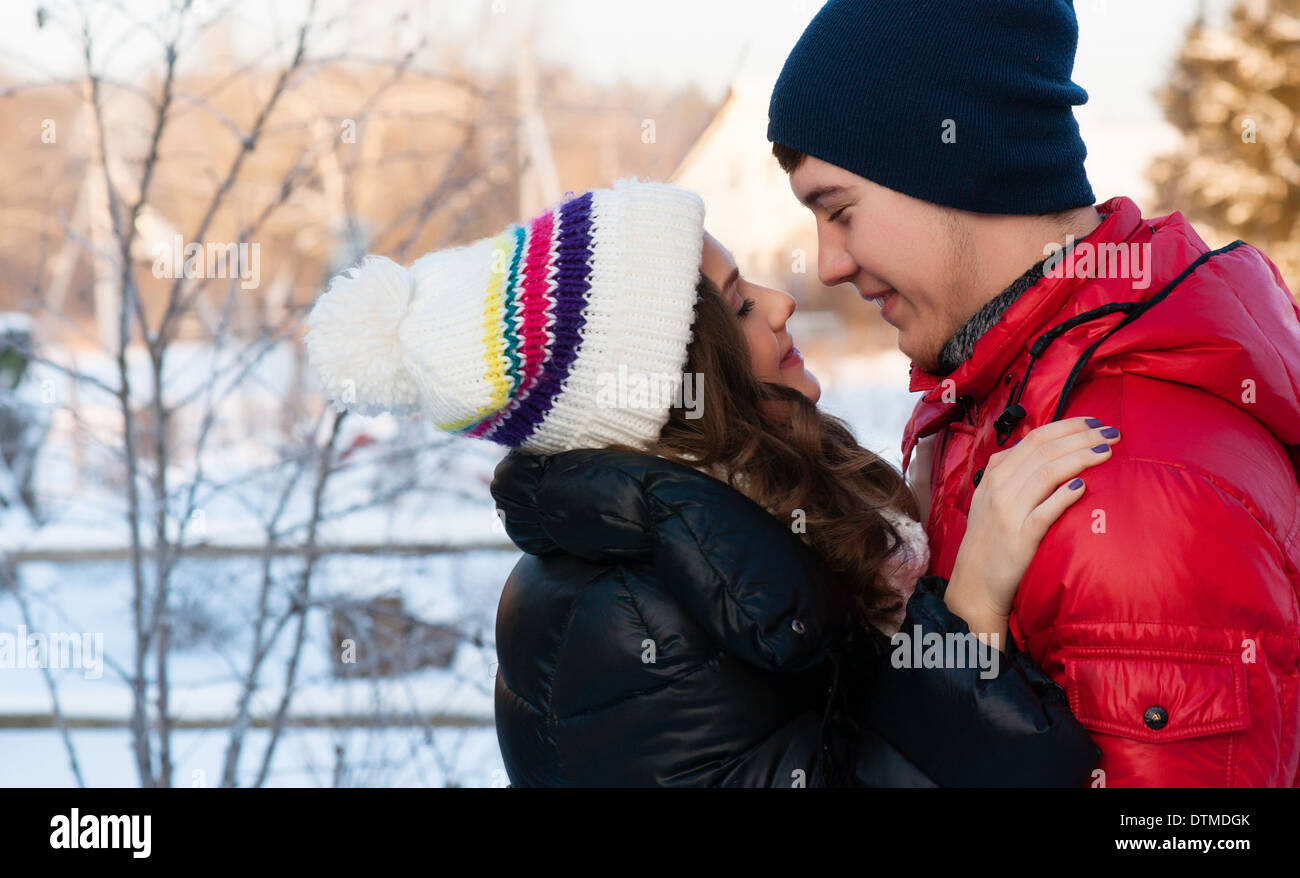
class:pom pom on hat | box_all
[305,254,420,416]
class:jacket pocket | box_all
[1061,647,1251,744]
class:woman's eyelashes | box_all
[737,297,755,318]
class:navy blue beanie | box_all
[768,0,1095,215]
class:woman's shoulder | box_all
[491,446,856,669]
[491,447,802,561]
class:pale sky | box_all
[1,0,1235,126]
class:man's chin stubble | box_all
[901,337,945,375]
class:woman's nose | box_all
[766,287,797,329]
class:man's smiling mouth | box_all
[860,288,898,309]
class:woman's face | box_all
[700,231,821,403]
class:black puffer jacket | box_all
[490,448,1100,787]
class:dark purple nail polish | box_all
[1068,478,1083,490]
[1100,427,1119,438]
[1091,444,1109,453]
[1085,418,1102,428]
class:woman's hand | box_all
[944,416,1121,647]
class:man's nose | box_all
[817,230,856,288]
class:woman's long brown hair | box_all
[642,274,923,631]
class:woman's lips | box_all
[780,345,803,368]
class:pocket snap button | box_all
[1144,705,1169,730]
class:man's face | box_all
[787,155,984,373]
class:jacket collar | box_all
[901,196,1145,468]
[908,197,1144,400]
[900,194,1299,478]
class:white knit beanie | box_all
[306,180,707,454]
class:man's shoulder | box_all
[1066,372,1296,524]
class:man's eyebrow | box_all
[799,184,849,208]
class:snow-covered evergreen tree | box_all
[1150,0,1300,288]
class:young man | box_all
[768,0,1300,787]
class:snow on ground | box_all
[1,551,517,721]
[1,343,922,786]
[0,727,506,787]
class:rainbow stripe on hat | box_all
[453,190,594,447]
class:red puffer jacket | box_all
[901,196,1300,787]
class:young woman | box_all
[306,180,1115,787]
